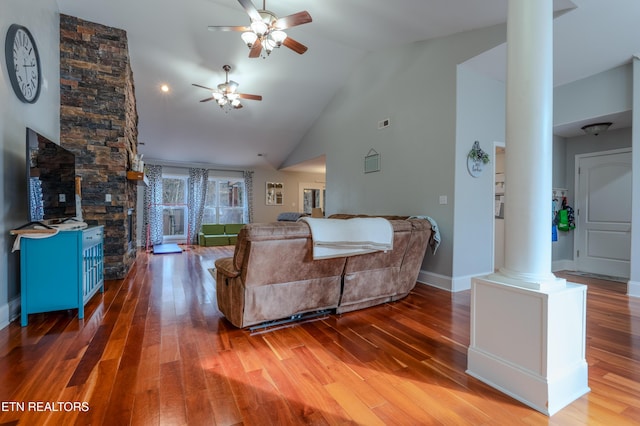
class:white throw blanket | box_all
[300,217,393,259]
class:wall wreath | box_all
[467,141,490,177]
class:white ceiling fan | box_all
[192,65,262,111]
[208,0,312,58]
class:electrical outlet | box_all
[59,194,66,202]
[439,195,448,205]
[105,194,112,202]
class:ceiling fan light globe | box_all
[231,99,242,107]
[212,92,223,100]
[263,37,276,53]
[270,30,287,46]
[250,21,268,37]
[241,31,258,47]
[227,93,239,101]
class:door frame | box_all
[573,147,632,275]
[298,181,326,214]
[492,141,506,272]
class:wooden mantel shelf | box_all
[127,171,149,186]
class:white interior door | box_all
[575,149,632,278]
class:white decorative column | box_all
[628,55,640,297]
[467,0,589,415]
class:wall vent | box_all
[378,118,390,129]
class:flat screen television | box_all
[26,128,77,223]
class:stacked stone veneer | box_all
[59,14,139,279]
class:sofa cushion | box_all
[203,235,230,246]
[201,224,225,235]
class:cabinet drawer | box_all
[83,226,103,248]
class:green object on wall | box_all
[557,209,573,232]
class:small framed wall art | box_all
[364,149,380,173]
[266,182,284,205]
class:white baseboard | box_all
[417,270,452,291]
[628,280,640,297]
[418,270,496,292]
[552,259,575,272]
[452,272,493,292]
[467,347,590,416]
[0,297,21,330]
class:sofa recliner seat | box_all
[214,216,432,328]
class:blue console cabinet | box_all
[20,226,104,326]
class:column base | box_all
[466,276,590,416]
[492,268,567,291]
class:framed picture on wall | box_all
[266,182,284,205]
[364,149,380,173]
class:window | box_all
[203,178,246,224]
[162,175,188,242]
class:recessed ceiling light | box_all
[160,84,170,93]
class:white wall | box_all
[282,24,507,282]
[554,64,632,127]
[1,0,60,328]
[452,66,505,291]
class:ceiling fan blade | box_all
[248,42,262,58]
[282,36,308,55]
[238,0,262,22]
[207,25,250,32]
[274,11,312,30]
[192,83,215,91]
[199,97,215,103]
[238,93,262,101]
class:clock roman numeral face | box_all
[13,28,39,102]
[4,24,41,103]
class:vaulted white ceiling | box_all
[55,0,640,172]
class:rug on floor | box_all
[153,243,183,254]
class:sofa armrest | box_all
[215,257,240,278]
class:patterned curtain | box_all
[188,168,209,244]
[243,170,254,223]
[143,164,163,247]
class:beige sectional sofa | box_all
[214,216,433,328]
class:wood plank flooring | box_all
[0,247,639,425]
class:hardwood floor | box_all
[1,247,639,425]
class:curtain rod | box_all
[144,158,247,173]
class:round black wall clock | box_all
[4,24,42,103]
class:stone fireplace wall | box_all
[59,14,139,279]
